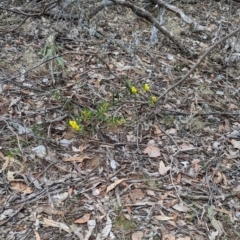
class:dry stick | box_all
[0,0,58,17]
[156,27,240,103]
[0,163,54,226]
[0,202,26,226]
[111,0,187,53]
[0,1,58,34]
[2,52,83,91]
[2,16,29,34]
[155,0,208,31]
[94,54,121,80]
[88,1,115,19]
[180,192,240,200]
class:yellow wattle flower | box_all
[143,83,150,92]
[69,120,81,131]
[131,86,138,94]
[150,95,157,104]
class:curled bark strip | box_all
[111,0,188,53]
[156,27,240,102]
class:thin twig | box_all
[180,192,240,200]
[157,123,179,150]
[111,0,188,53]
[156,27,240,102]
[0,203,26,226]
[6,122,23,155]
[2,16,29,34]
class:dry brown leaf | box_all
[126,206,132,214]
[159,161,171,175]
[218,124,224,133]
[34,231,41,240]
[0,101,10,115]
[165,199,179,209]
[72,144,90,152]
[233,182,240,192]
[64,155,91,162]
[106,179,126,193]
[228,149,239,157]
[229,103,238,110]
[160,191,172,200]
[74,213,91,224]
[43,218,72,233]
[231,139,240,150]
[86,157,100,170]
[154,215,174,221]
[214,207,231,215]
[108,64,114,69]
[1,157,10,171]
[180,142,194,149]
[192,159,200,172]
[143,145,160,158]
[190,102,196,113]
[132,231,144,240]
[172,204,189,212]
[222,173,228,186]
[10,181,33,194]
[176,173,181,184]
[153,125,162,135]
[166,128,177,135]
[0,151,5,160]
[75,56,82,61]
[224,119,230,132]
[35,205,64,215]
[214,171,223,184]
[68,187,73,196]
[146,190,156,196]
[177,237,191,240]
[141,56,151,64]
[127,134,137,142]
[63,129,77,139]
[173,212,178,222]
[162,234,175,240]
[129,189,145,204]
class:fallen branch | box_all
[88,1,115,19]
[0,0,59,33]
[156,109,240,116]
[155,0,208,31]
[108,0,189,53]
[180,192,240,200]
[156,27,240,102]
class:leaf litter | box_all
[0,0,240,239]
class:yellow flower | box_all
[150,95,157,104]
[69,120,81,131]
[143,83,150,92]
[131,86,138,94]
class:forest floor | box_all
[0,1,240,239]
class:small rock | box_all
[32,145,47,158]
